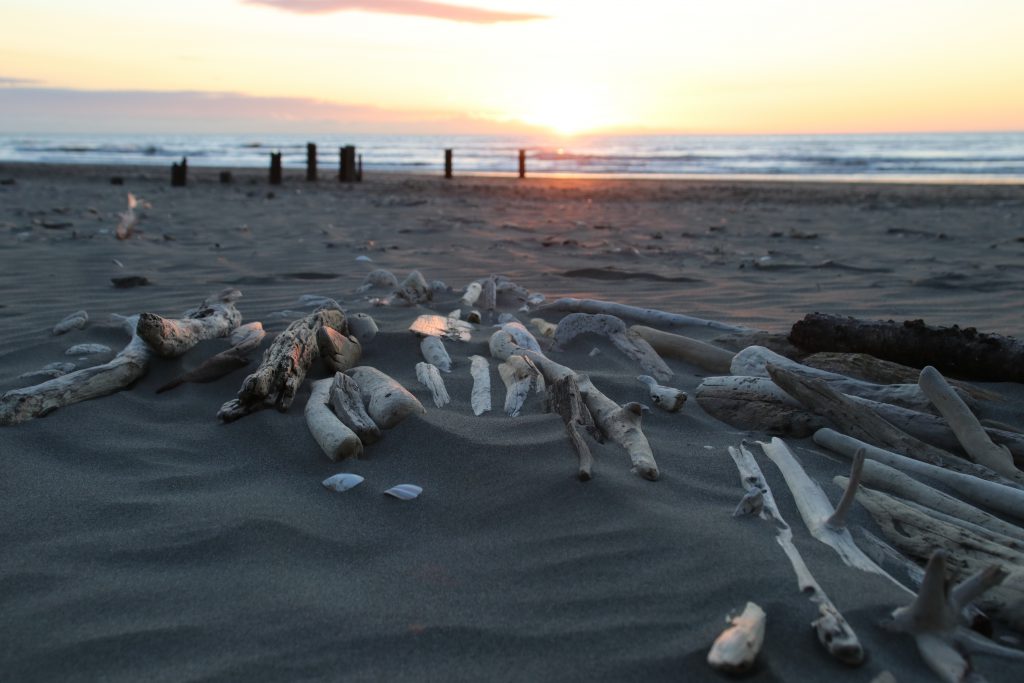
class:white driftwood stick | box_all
[115,193,137,240]
[696,375,826,436]
[416,362,450,408]
[1,315,149,426]
[553,313,672,382]
[469,355,491,416]
[346,366,425,429]
[329,372,381,445]
[461,281,482,306]
[419,336,452,373]
[530,318,557,338]
[498,356,539,417]
[706,602,766,673]
[539,297,749,333]
[230,322,265,353]
[395,270,430,305]
[919,365,1018,479]
[815,428,1024,522]
[136,288,243,357]
[856,459,1024,543]
[305,378,362,461]
[758,438,906,587]
[734,345,960,412]
[637,375,686,412]
[53,310,88,336]
[630,325,734,373]
[491,325,659,480]
[318,327,362,373]
[727,443,864,665]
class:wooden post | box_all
[171,157,187,187]
[269,152,282,185]
[357,153,363,182]
[219,171,232,184]
[444,149,453,179]
[306,143,317,182]
[339,145,357,182]
[519,149,526,179]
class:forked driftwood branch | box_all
[545,375,601,481]
[305,377,362,461]
[727,443,864,665]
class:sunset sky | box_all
[2,0,1022,135]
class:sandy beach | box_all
[1,162,1023,682]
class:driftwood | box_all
[481,275,497,319]
[629,325,733,373]
[636,375,686,412]
[553,313,672,382]
[706,602,766,673]
[419,336,452,373]
[712,330,805,358]
[538,297,749,333]
[317,327,362,373]
[53,310,88,335]
[491,325,659,480]
[218,307,345,421]
[734,345,963,412]
[415,362,450,408]
[356,269,399,293]
[498,355,542,417]
[696,375,826,436]
[155,348,249,393]
[461,281,482,307]
[816,428,1024,523]
[790,313,1024,382]
[529,317,557,338]
[727,443,864,665]
[768,364,1024,486]
[546,375,600,481]
[919,365,1018,479]
[115,193,137,240]
[305,378,362,461]
[759,438,904,586]
[329,372,381,445]
[803,352,1002,402]
[1,315,149,425]
[136,288,243,358]
[395,270,431,305]
[346,313,378,345]
[346,366,424,429]
[469,355,491,416]
[230,322,265,352]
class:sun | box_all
[518,88,614,136]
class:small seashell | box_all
[355,255,373,262]
[322,473,365,492]
[65,343,111,356]
[384,484,422,500]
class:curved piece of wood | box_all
[490,325,659,480]
[1,315,149,425]
[419,336,452,373]
[346,366,424,429]
[329,372,381,445]
[469,355,491,416]
[318,327,362,373]
[136,288,242,358]
[696,375,825,436]
[530,318,557,338]
[498,356,540,417]
[637,375,686,412]
[415,362,450,408]
[553,313,672,382]
[538,297,749,333]
[630,325,733,373]
[305,378,362,461]
[546,375,598,481]
[919,365,1018,478]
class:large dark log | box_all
[790,313,1024,383]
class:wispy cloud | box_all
[244,0,547,24]
[0,86,540,134]
[0,76,40,87]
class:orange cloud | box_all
[244,0,547,24]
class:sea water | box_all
[1,131,1022,183]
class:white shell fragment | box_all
[321,473,365,492]
[420,335,452,373]
[637,375,687,412]
[65,343,111,356]
[53,310,88,335]
[416,362,450,408]
[469,355,492,416]
[384,484,422,500]
[707,601,766,673]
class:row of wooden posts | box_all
[169,144,530,187]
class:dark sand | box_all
[1,163,1022,681]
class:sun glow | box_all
[518,87,617,136]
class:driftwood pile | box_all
[4,273,1024,681]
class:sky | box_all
[1,0,1023,136]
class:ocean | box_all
[2,131,1023,182]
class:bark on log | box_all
[305,378,362,461]
[538,297,749,333]
[345,366,424,429]
[1,315,149,425]
[491,325,658,480]
[546,375,600,481]
[629,325,733,374]
[790,313,1024,383]
[329,372,381,445]
[218,307,345,421]
[136,288,242,357]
